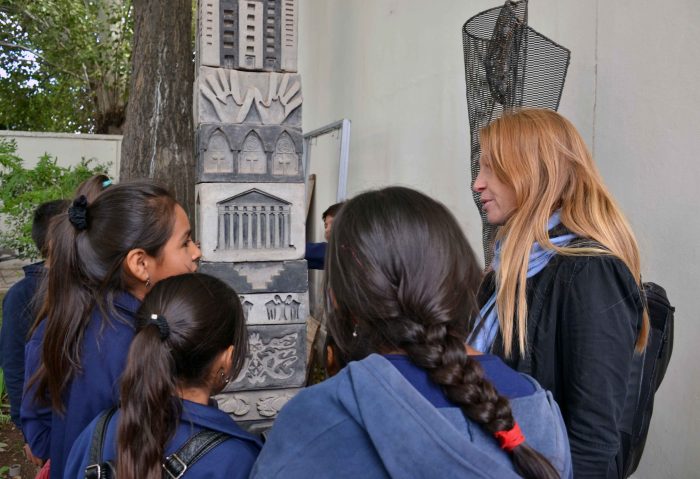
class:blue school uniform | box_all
[304,242,327,270]
[251,353,572,479]
[0,261,44,430]
[21,291,140,479]
[64,399,262,478]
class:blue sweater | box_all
[0,261,44,430]
[21,292,140,479]
[251,354,572,478]
[305,242,327,270]
[64,399,262,478]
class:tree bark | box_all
[120,0,195,222]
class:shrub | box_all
[0,138,109,259]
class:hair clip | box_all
[102,179,112,188]
[68,195,89,231]
[150,313,170,340]
[493,422,525,452]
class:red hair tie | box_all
[494,422,525,452]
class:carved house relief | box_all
[217,189,292,251]
[272,131,298,175]
[238,1,264,70]
[208,0,296,72]
[280,0,297,71]
[238,131,267,173]
[203,128,234,173]
[221,2,237,68]
[198,0,221,67]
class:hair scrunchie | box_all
[150,313,170,340]
[68,195,89,231]
[494,422,526,452]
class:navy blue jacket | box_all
[251,354,572,478]
[64,399,262,478]
[21,291,140,479]
[0,261,44,430]
[305,242,327,270]
[487,253,644,478]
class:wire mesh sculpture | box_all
[462,0,571,266]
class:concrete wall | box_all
[0,130,122,179]
[298,1,700,477]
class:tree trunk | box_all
[120,0,195,222]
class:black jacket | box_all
[481,253,644,479]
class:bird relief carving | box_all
[235,332,299,385]
[257,393,294,417]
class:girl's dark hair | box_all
[116,273,248,479]
[324,186,558,479]
[74,173,112,203]
[31,181,178,412]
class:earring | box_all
[352,324,358,338]
[219,369,231,385]
[145,276,151,288]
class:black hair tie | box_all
[68,195,89,231]
[150,313,170,340]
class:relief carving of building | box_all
[216,189,292,251]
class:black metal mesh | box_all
[462,0,570,266]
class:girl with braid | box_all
[251,186,571,479]
[64,273,261,478]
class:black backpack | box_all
[84,408,231,479]
[621,282,674,477]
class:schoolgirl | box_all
[21,181,201,478]
[64,273,261,478]
[251,186,571,479]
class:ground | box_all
[0,420,39,478]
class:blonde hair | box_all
[480,108,648,358]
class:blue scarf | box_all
[469,212,577,352]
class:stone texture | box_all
[198,260,308,293]
[197,67,301,125]
[196,124,303,182]
[197,0,221,67]
[196,183,305,262]
[215,387,301,422]
[238,291,308,324]
[228,323,306,390]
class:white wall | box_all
[298,1,700,477]
[0,130,122,179]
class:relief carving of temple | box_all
[217,188,293,250]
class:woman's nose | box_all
[473,171,486,192]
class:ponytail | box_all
[117,321,180,479]
[402,327,559,479]
[115,273,248,478]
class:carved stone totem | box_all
[195,0,305,433]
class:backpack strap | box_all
[162,430,230,479]
[85,408,118,479]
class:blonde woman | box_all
[470,109,647,479]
